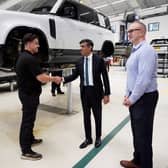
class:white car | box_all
[0,0,114,70]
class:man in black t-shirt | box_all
[16,33,61,161]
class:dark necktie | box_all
[85,57,89,85]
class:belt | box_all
[129,90,158,96]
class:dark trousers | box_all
[18,91,40,153]
[81,87,102,140]
[51,83,61,93]
[51,70,62,94]
[129,91,158,168]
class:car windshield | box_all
[5,0,57,13]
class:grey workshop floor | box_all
[0,66,167,168]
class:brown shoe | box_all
[120,160,140,168]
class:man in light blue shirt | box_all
[125,40,158,104]
[120,21,159,168]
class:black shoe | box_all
[21,150,42,161]
[57,90,64,94]
[32,139,43,146]
[79,139,93,149]
[52,93,56,96]
[95,138,101,148]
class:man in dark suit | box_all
[63,39,110,148]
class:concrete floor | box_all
[0,66,167,168]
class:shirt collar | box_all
[24,49,33,55]
[85,53,93,60]
[132,40,146,53]
[133,40,145,49]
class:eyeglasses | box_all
[127,29,141,33]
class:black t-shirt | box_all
[16,50,42,95]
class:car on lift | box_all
[0,0,113,71]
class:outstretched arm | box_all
[63,63,80,84]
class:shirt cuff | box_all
[128,94,139,105]
[125,90,130,97]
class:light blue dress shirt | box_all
[126,41,158,104]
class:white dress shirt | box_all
[84,53,94,86]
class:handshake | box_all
[52,76,64,84]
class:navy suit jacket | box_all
[64,54,110,98]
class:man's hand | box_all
[123,96,132,107]
[123,96,128,106]
[54,76,62,84]
[103,95,110,104]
